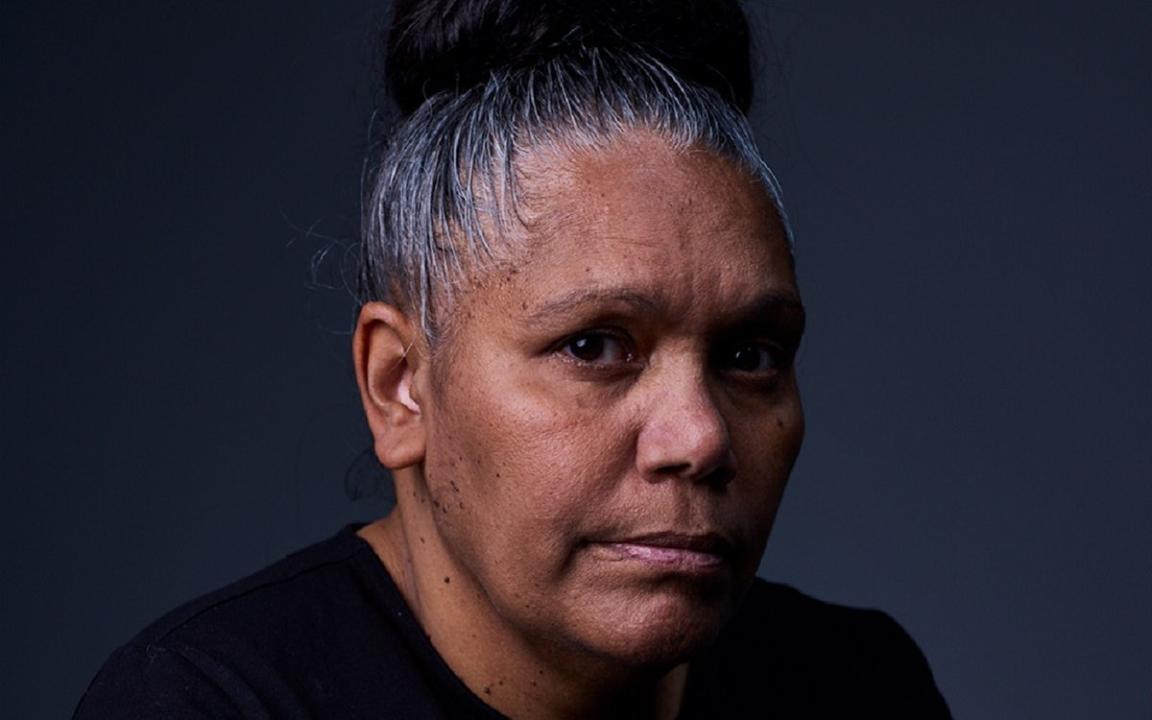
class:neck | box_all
[357,470,689,720]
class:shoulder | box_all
[127,525,375,644]
[73,526,446,719]
[682,579,952,718]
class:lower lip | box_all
[594,542,727,571]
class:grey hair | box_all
[361,45,792,344]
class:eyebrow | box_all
[726,292,807,325]
[524,288,665,324]
[523,286,805,325]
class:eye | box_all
[560,331,634,365]
[716,340,787,375]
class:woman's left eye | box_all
[717,341,785,374]
[560,331,634,365]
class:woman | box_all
[76,0,950,717]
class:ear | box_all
[353,302,427,469]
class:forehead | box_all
[480,133,796,316]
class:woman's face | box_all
[417,132,805,669]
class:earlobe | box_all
[353,302,427,469]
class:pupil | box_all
[732,345,761,371]
[571,335,604,361]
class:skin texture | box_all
[354,131,805,719]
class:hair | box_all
[360,0,791,343]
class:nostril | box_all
[704,465,735,489]
[649,452,734,487]
[690,449,735,488]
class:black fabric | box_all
[74,525,951,718]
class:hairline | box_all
[361,47,794,349]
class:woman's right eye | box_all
[560,331,634,365]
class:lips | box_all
[590,532,734,571]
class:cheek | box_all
[729,390,804,526]
[730,373,804,461]
[762,395,804,477]
[424,369,636,567]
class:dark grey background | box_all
[4,1,1149,717]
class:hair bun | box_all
[384,0,753,116]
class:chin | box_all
[575,583,739,670]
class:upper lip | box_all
[605,531,734,556]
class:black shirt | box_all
[74,525,950,718]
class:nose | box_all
[635,368,734,487]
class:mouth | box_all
[589,532,734,572]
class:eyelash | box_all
[557,330,637,367]
[713,340,791,376]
